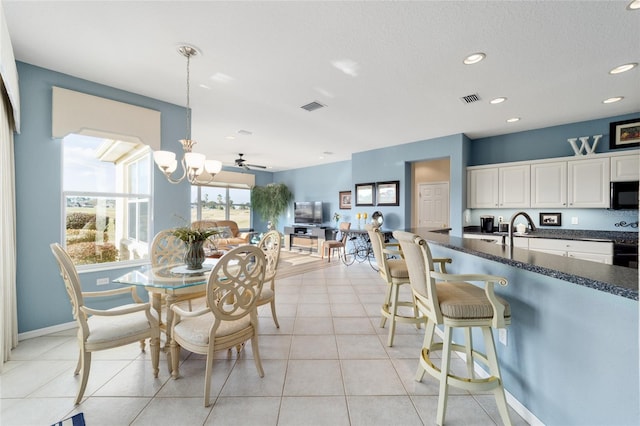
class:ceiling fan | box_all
[234,153,267,170]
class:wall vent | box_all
[460,93,481,104]
[301,101,326,112]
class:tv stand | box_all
[284,225,330,253]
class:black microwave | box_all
[610,181,639,210]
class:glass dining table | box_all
[114,259,218,346]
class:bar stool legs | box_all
[417,323,512,426]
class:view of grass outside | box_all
[65,201,118,265]
[63,134,152,266]
[190,186,252,229]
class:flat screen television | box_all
[294,201,323,225]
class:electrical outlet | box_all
[571,217,579,225]
[499,328,508,346]
[498,216,504,223]
[96,277,109,286]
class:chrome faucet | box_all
[508,211,537,247]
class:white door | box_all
[418,182,449,228]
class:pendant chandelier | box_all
[153,45,221,184]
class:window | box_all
[191,185,251,229]
[62,134,152,267]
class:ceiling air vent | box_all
[460,93,481,104]
[301,101,326,112]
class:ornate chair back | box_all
[150,229,186,266]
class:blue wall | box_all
[274,134,470,235]
[276,160,352,230]
[469,113,639,165]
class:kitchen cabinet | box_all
[467,168,498,208]
[468,151,638,209]
[463,233,528,248]
[528,238,613,264]
[531,161,567,208]
[467,164,529,208]
[567,157,610,208]
[611,153,640,181]
[499,164,530,208]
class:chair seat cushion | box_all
[86,304,156,344]
[387,259,409,279]
[323,241,344,248]
[174,312,252,346]
[438,282,511,320]
[258,288,274,302]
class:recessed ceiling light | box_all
[627,0,640,10]
[609,63,638,74]
[463,52,486,65]
[225,136,235,140]
[506,117,520,123]
[490,97,507,104]
[603,96,624,104]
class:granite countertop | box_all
[408,227,639,301]
[463,226,639,244]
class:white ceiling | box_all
[3,1,639,171]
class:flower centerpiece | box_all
[173,226,219,270]
[333,212,341,228]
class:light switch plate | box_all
[571,217,578,225]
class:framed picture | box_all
[339,190,352,209]
[355,183,375,206]
[540,212,562,227]
[376,180,399,206]
[609,118,640,149]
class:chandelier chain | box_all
[185,49,191,141]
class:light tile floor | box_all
[0,260,528,426]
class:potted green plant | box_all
[251,183,293,230]
[172,226,218,270]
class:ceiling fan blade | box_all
[245,163,267,169]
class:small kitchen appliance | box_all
[480,215,495,233]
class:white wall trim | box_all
[18,321,76,341]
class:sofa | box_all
[191,220,252,248]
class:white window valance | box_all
[195,170,255,188]
[0,4,20,132]
[52,87,161,149]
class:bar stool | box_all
[394,230,512,426]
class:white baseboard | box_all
[18,321,77,341]
[456,353,544,426]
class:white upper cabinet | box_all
[611,153,640,182]
[499,165,530,208]
[468,150,636,209]
[468,168,499,208]
[531,161,567,208]
[468,165,530,208]
[567,157,610,208]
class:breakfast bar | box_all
[409,228,639,425]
